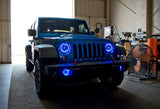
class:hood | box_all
[41,33,107,41]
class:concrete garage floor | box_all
[0,64,12,109]
[0,63,160,109]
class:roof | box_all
[38,17,86,22]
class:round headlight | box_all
[105,43,114,53]
[60,42,71,55]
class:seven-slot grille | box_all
[73,42,106,61]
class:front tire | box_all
[26,60,34,72]
[35,59,46,98]
[25,45,34,72]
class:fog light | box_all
[62,69,72,76]
[119,65,122,71]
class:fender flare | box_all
[115,45,126,56]
[34,44,58,58]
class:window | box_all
[39,18,89,35]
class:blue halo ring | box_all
[60,42,71,55]
[105,43,114,53]
[62,69,72,76]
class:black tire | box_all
[116,46,126,56]
[25,45,32,59]
[100,71,124,88]
[35,59,47,98]
[26,60,34,72]
[25,45,34,72]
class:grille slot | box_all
[93,44,96,58]
[102,44,105,57]
[73,42,106,61]
[83,44,87,58]
[73,44,77,59]
[78,44,82,58]
[97,44,101,57]
[88,44,92,58]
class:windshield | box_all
[39,18,90,34]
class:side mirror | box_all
[28,29,36,36]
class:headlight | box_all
[105,43,114,53]
[60,42,71,55]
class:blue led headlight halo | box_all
[60,42,71,55]
[105,42,114,53]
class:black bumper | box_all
[45,60,129,80]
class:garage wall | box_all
[111,0,147,41]
[111,0,160,41]
[153,0,160,34]
[0,0,11,63]
[75,0,109,38]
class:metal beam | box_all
[146,0,153,38]
[105,0,111,26]
[118,0,136,15]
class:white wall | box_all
[111,0,160,41]
[75,0,107,38]
[111,0,147,41]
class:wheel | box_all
[100,71,124,88]
[35,59,47,98]
[26,60,34,72]
[25,45,34,72]
[25,45,32,59]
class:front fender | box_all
[34,44,58,58]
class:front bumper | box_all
[45,60,129,80]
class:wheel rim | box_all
[35,60,41,93]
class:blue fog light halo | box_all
[62,69,73,76]
[105,42,114,53]
[60,42,71,55]
[119,65,123,71]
